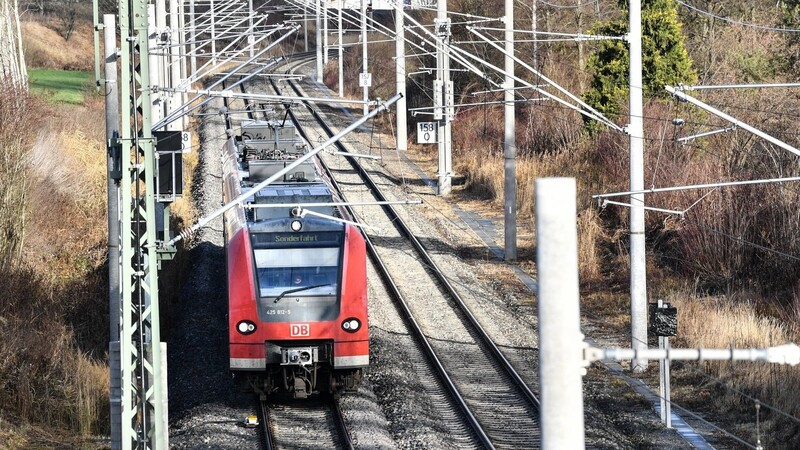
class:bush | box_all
[583,0,697,121]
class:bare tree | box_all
[0,0,27,89]
[53,0,82,40]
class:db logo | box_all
[290,323,310,337]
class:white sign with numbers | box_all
[359,73,372,87]
[181,131,192,153]
[417,122,437,144]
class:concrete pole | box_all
[316,0,324,81]
[156,0,167,96]
[189,0,197,75]
[436,0,452,195]
[361,0,369,115]
[210,0,216,62]
[395,0,407,151]
[304,0,309,52]
[168,0,181,132]
[535,177,586,450]
[628,0,648,372]
[532,0,537,69]
[503,0,516,261]
[248,0,255,57]
[338,0,343,97]
[577,0,584,90]
[103,15,121,450]
[148,4,164,127]
[323,0,329,65]
[179,0,188,129]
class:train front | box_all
[228,210,369,399]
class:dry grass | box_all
[665,289,800,448]
[0,72,110,441]
[21,19,95,71]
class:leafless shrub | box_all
[667,289,800,449]
[0,79,35,268]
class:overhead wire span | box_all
[690,222,800,263]
[467,27,624,131]
[667,85,800,157]
[677,1,800,33]
[533,0,599,8]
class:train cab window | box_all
[253,248,339,297]
[250,231,344,322]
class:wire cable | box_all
[677,1,800,33]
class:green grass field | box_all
[28,68,92,105]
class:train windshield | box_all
[250,231,343,322]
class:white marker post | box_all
[535,178,586,450]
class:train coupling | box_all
[280,347,319,366]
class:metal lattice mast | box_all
[118,0,166,447]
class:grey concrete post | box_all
[148,4,164,127]
[323,0,329,65]
[361,0,369,115]
[316,0,323,81]
[190,0,197,75]
[104,15,121,450]
[395,0,407,151]
[304,0,309,52]
[535,177,586,450]
[338,1,343,97]
[210,0,217,61]
[248,0,255,57]
[629,0,648,372]
[168,0,181,132]
[436,0,452,195]
[503,0,516,261]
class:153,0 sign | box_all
[417,122,437,144]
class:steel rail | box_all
[331,398,355,450]
[237,80,355,450]
[262,59,494,449]
[258,400,274,450]
[283,75,541,412]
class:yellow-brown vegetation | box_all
[0,78,111,440]
[1,15,112,440]
[666,289,800,448]
[21,19,95,71]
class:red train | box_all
[222,119,368,398]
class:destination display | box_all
[251,231,343,248]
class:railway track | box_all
[251,56,542,448]
[221,76,359,450]
[259,397,354,450]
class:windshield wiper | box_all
[273,284,333,303]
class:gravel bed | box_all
[167,56,694,450]
[273,76,541,448]
[284,68,694,449]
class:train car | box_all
[222,119,368,398]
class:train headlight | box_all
[342,318,361,333]
[290,219,302,232]
[236,320,257,335]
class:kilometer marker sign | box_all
[417,122,437,144]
